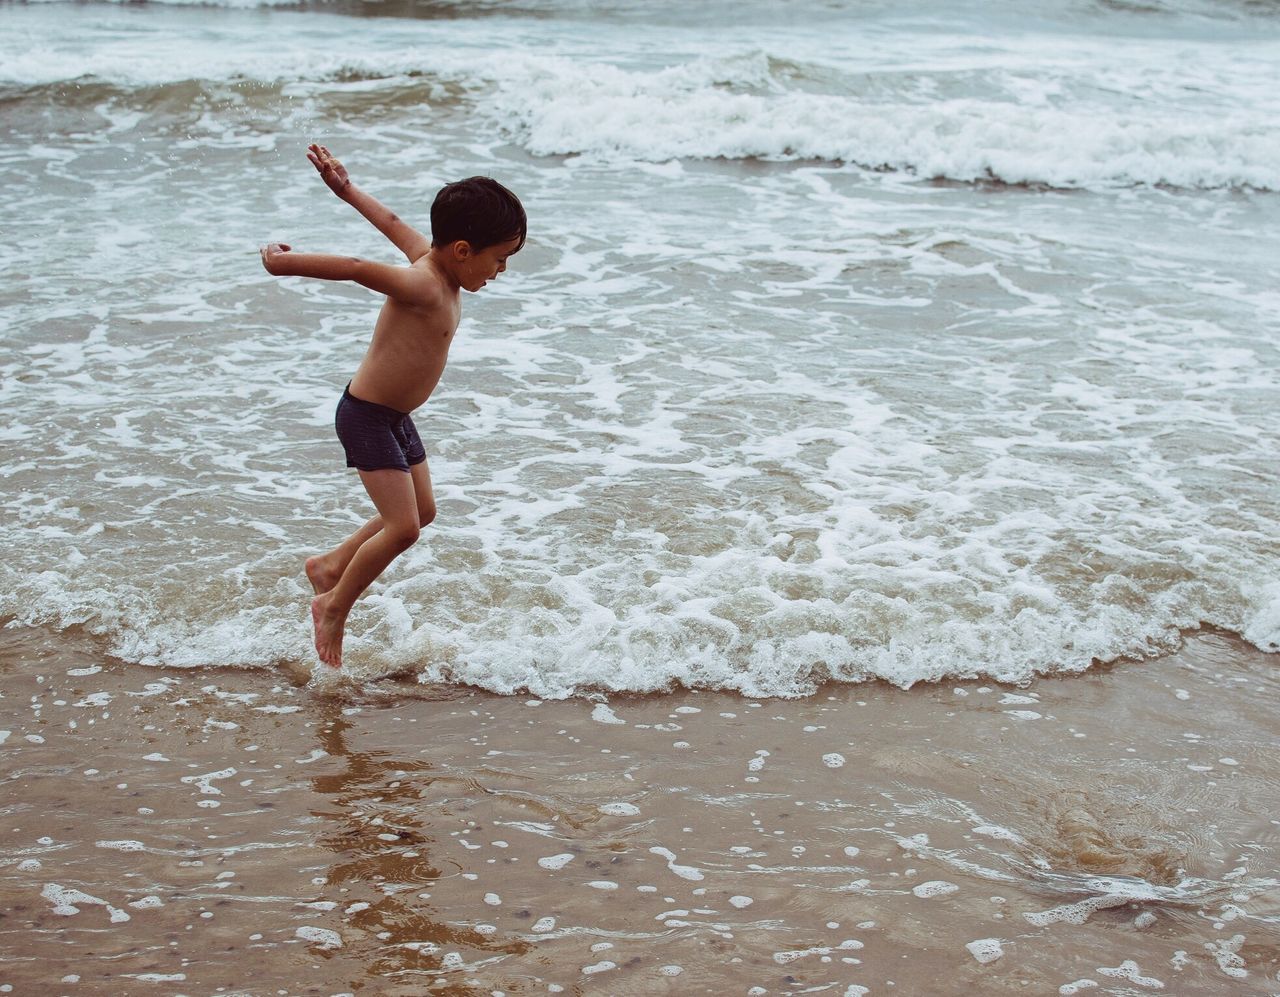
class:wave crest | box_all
[483,52,1279,190]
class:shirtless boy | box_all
[261,145,525,668]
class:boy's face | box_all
[459,236,523,293]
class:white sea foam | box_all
[487,51,1280,189]
[1,0,1277,699]
[1096,960,1164,988]
[41,884,131,923]
[96,840,147,852]
[912,880,959,899]
[180,768,237,795]
[965,937,1005,964]
[650,846,704,881]
[591,704,626,725]
[295,926,342,949]
[1024,894,1132,926]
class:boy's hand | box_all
[307,144,351,198]
[260,242,293,275]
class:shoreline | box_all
[1,624,1277,993]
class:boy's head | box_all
[430,176,526,254]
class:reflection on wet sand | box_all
[309,698,533,984]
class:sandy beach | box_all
[2,624,1277,994]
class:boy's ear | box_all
[451,240,473,260]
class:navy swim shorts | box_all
[334,384,426,472]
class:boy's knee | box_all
[419,501,437,528]
[386,522,421,551]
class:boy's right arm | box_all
[308,144,433,264]
[260,244,439,308]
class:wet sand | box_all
[1,625,1277,995]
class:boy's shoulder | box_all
[403,257,455,308]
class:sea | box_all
[1,0,1278,697]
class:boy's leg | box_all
[408,457,437,528]
[306,458,436,594]
[311,468,422,668]
[306,515,382,595]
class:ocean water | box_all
[1,0,1278,697]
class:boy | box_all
[261,144,525,669]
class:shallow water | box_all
[2,0,1279,695]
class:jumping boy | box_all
[261,144,525,668]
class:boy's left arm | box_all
[308,144,433,264]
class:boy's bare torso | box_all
[350,258,461,413]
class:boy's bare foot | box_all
[305,556,339,595]
[310,595,345,668]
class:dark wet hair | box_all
[430,176,526,253]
